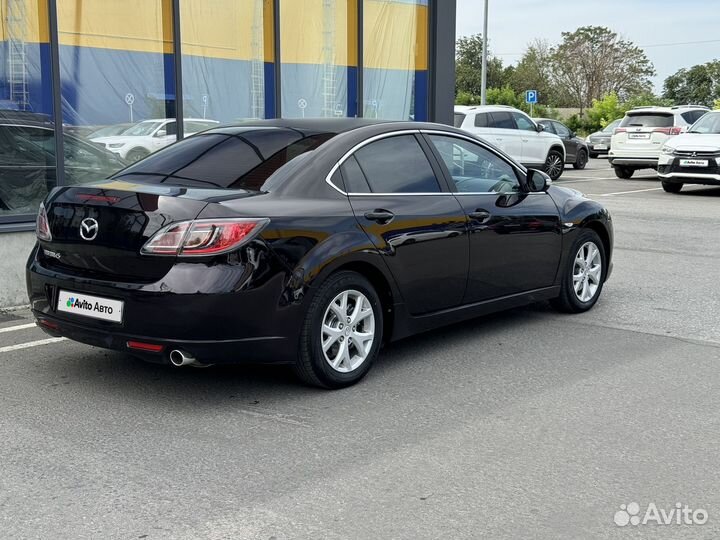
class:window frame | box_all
[326,130,532,197]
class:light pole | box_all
[481,0,489,105]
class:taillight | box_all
[141,218,269,256]
[36,202,52,241]
[614,128,627,135]
[653,127,683,135]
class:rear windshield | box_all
[113,128,334,190]
[453,113,466,128]
[620,113,673,128]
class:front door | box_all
[340,133,469,315]
[424,133,563,303]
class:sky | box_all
[455,0,720,94]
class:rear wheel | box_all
[551,229,606,313]
[662,181,683,193]
[614,166,634,179]
[573,149,588,170]
[294,271,383,389]
[544,149,564,181]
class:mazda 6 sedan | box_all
[28,119,613,388]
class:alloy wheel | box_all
[572,241,602,302]
[546,153,563,179]
[321,289,376,373]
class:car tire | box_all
[613,166,634,179]
[573,149,588,170]
[551,229,606,314]
[544,149,565,181]
[294,271,383,389]
[662,181,683,193]
[126,148,150,163]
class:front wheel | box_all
[294,271,383,389]
[551,229,606,313]
[544,149,565,181]
[662,181,683,193]
[573,149,588,170]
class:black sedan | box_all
[28,119,613,388]
[536,118,589,169]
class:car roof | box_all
[206,118,393,136]
[454,105,523,114]
[626,105,709,115]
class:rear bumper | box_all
[608,156,658,168]
[26,245,302,365]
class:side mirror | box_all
[536,124,545,132]
[155,129,167,138]
[526,169,551,192]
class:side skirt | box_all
[389,286,561,342]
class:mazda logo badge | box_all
[80,218,99,241]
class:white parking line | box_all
[0,337,65,354]
[0,323,37,333]
[597,187,663,197]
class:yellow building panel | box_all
[364,0,428,71]
[0,0,50,43]
[57,0,174,54]
[181,0,274,63]
[280,0,356,66]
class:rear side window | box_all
[114,129,334,190]
[474,113,489,128]
[353,135,441,193]
[681,110,707,124]
[621,113,673,128]
[453,113,466,128]
[489,112,516,130]
[340,155,372,193]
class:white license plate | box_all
[679,159,709,168]
[628,133,650,140]
[57,290,124,323]
[593,144,608,150]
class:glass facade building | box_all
[0,0,454,229]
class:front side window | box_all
[353,135,441,193]
[428,135,519,194]
[538,120,555,134]
[512,112,536,132]
[553,122,571,138]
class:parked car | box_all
[658,111,720,193]
[454,105,566,180]
[609,105,709,179]
[0,120,126,215]
[28,119,613,388]
[535,118,589,169]
[586,119,621,158]
[90,118,219,162]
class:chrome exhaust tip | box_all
[169,349,197,367]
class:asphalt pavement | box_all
[2,158,719,539]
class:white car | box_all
[454,105,566,180]
[91,118,219,162]
[608,105,709,179]
[658,110,720,193]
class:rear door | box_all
[488,111,523,161]
[614,112,674,156]
[341,133,469,315]
[423,132,562,303]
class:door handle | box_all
[364,209,395,224]
[522,138,529,142]
[468,209,491,223]
[495,137,503,142]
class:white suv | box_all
[454,105,566,180]
[609,105,709,179]
[91,118,219,163]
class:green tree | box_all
[584,91,673,134]
[550,26,655,112]
[508,39,558,105]
[455,34,508,97]
[663,61,720,107]
[715,99,720,110]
